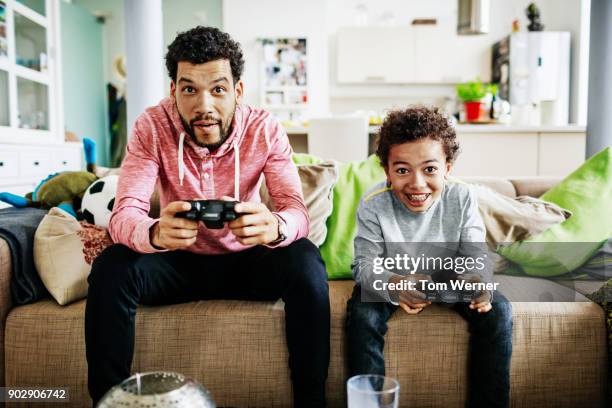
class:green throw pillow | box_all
[498,147,612,276]
[295,155,386,279]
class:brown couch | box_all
[0,177,607,407]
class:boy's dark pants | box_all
[346,285,512,408]
[85,239,330,408]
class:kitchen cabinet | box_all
[538,132,586,177]
[452,132,540,177]
[451,129,586,177]
[337,24,488,84]
[337,26,414,84]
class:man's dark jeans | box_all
[85,238,330,408]
[346,285,513,408]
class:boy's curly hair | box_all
[376,106,460,166]
[165,26,244,83]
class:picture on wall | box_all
[0,1,7,57]
[259,38,308,121]
[262,37,307,88]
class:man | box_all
[85,26,330,407]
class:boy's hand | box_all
[470,290,492,313]
[461,274,493,313]
[389,274,432,315]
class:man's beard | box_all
[181,106,236,151]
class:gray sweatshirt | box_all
[352,181,491,303]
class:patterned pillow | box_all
[34,207,113,305]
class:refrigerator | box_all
[492,32,571,126]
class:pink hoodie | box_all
[108,97,309,254]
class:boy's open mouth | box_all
[405,193,431,203]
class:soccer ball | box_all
[81,175,119,228]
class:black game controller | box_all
[417,278,477,303]
[176,200,242,229]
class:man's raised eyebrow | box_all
[177,77,195,84]
[210,76,230,85]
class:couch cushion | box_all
[460,177,517,198]
[509,177,561,198]
[4,277,605,408]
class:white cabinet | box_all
[337,26,414,84]
[452,132,540,177]
[0,0,81,210]
[538,132,586,177]
[0,0,64,144]
[451,129,586,178]
[0,143,83,209]
[19,149,52,178]
[0,149,18,178]
[337,23,488,84]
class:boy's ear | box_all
[444,161,453,180]
[383,165,391,185]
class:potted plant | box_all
[456,80,497,122]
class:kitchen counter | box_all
[284,122,586,178]
[454,124,586,133]
[284,124,586,134]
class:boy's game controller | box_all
[176,200,242,229]
[417,278,478,303]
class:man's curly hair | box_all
[165,26,244,83]
[376,106,460,166]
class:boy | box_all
[346,106,512,408]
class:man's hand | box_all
[224,197,279,245]
[389,274,432,315]
[150,201,199,250]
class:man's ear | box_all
[234,79,244,104]
[170,81,176,100]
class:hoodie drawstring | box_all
[178,132,185,186]
[177,132,240,201]
[234,140,240,201]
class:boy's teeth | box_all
[408,193,429,201]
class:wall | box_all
[60,0,108,165]
[74,0,223,93]
[163,0,223,49]
[69,0,588,126]
[73,0,124,90]
[586,0,612,157]
[222,0,330,117]
[163,0,223,90]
